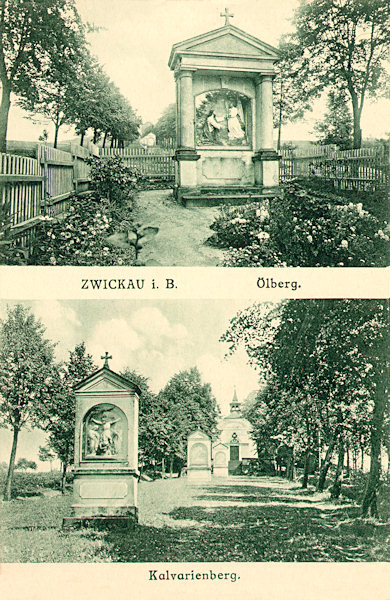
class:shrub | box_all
[29,193,135,266]
[210,181,389,267]
[86,155,144,205]
[0,470,72,498]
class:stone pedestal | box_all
[212,442,229,478]
[63,364,140,529]
[187,430,212,482]
[169,18,281,205]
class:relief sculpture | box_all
[196,90,250,146]
[83,404,126,459]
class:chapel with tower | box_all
[169,8,281,205]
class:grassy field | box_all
[1,475,390,563]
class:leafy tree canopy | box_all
[286,0,390,148]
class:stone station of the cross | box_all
[169,9,281,206]
[63,353,140,530]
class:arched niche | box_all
[189,442,209,466]
[214,451,227,467]
[195,89,252,148]
[82,403,127,460]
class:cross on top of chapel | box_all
[101,352,112,368]
[220,7,234,26]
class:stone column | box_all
[253,74,280,188]
[255,76,262,150]
[174,68,200,200]
[259,75,274,150]
[178,70,195,149]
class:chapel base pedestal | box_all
[213,466,228,478]
[63,468,139,528]
[62,513,138,531]
[187,467,212,482]
[175,148,282,206]
[253,150,281,188]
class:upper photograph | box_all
[1,0,389,267]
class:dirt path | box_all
[134,189,225,266]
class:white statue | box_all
[87,423,100,455]
[227,106,245,141]
[91,412,120,455]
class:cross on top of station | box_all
[220,7,234,26]
[101,352,112,368]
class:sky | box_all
[0,299,265,469]
[6,0,390,144]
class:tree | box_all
[0,305,56,500]
[158,367,219,476]
[38,444,56,471]
[313,89,353,149]
[289,0,390,148]
[120,367,170,471]
[154,104,176,144]
[34,342,96,492]
[222,300,389,513]
[15,458,37,470]
[0,0,87,152]
[273,38,321,150]
[17,47,87,148]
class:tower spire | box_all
[230,386,240,413]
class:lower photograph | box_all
[0,298,388,563]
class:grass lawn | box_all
[1,476,390,563]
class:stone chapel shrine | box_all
[216,387,258,475]
[169,8,281,205]
[63,353,140,529]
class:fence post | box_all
[39,145,49,216]
[73,152,78,195]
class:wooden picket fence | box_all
[0,142,98,249]
[280,144,389,192]
[99,147,175,177]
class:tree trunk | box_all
[330,444,344,499]
[361,446,365,470]
[302,447,311,489]
[350,91,362,149]
[80,131,85,147]
[161,457,165,479]
[169,456,174,478]
[345,441,350,478]
[317,435,337,492]
[102,132,108,148]
[362,366,387,518]
[286,447,295,481]
[61,461,67,494]
[3,426,19,501]
[352,447,357,474]
[0,81,11,153]
[53,115,61,149]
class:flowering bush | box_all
[86,155,145,205]
[29,193,135,266]
[209,182,389,267]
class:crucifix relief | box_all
[220,7,234,26]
